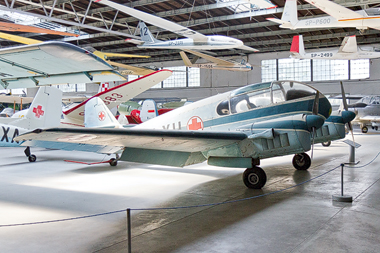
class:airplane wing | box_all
[0,21,78,37]
[338,36,357,53]
[303,0,364,20]
[357,115,380,123]
[183,49,235,66]
[0,95,33,104]
[95,0,208,42]
[15,128,248,167]
[106,61,156,75]
[62,69,172,125]
[0,41,126,89]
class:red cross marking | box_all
[32,105,44,118]
[187,116,203,130]
[98,111,106,121]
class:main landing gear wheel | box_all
[361,126,368,133]
[109,158,118,166]
[243,166,267,189]
[28,155,37,162]
[292,153,311,170]
[24,147,37,162]
[322,141,331,147]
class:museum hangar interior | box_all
[0,0,380,252]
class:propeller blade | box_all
[311,127,316,159]
[312,91,320,115]
[340,81,348,111]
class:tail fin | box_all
[290,35,305,57]
[338,35,357,53]
[180,51,193,67]
[139,21,160,44]
[11,87,62,130]
[84,97,122,128]
[281,0,298,26]
[140,99,158,122]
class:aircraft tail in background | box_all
[290,35,305,58]
[267,0,298,28]
[139,21,160,44]
[10,86,62,130]
[85,97,122,128]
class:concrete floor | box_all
[0,128,380,252]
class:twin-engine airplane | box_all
[15,81,355,189]
[290,35,380,60]
[95,0,258,52]
[268,0,380,31]
[180,49,253,71]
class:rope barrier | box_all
[1,151,379,228]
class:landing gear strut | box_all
[292,153,311,170]
[24,147,36,162]
[243,166,267,189]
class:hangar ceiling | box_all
[0,0,380,66]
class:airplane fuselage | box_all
[135,81,336,160]
[191,62,253,71]
[138,35,244,50]
[292,49,380,60]
[283,13,378,30]
[0,123,25,147]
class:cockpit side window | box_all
[216,100,230,115]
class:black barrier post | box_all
[332,164,353,202]
[127,208,132,253]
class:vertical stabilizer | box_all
[139,21,160,43]
[140,99,158,122]
[282,0,298,26]
[10,87,62,130]
[85,97,122,128]
[290,35,305,57]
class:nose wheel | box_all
[243,166,267,189]
[292,153,311,170]
[24,147,37,163]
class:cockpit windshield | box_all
[216,81,318,115]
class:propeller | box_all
[310,91,320,159]
[340,81,355,144]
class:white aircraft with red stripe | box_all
[268,0,380,31]
[61,69,172,127]
[290,35,380,60]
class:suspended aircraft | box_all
[180,50,253,71]
[243,0,277,9]
[15,80,355,189]
[267,0,380,31]
[95,0,258,52]
[0,86,62,162]
[290,35,380,60]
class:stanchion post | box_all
[127,208,132,253]
[332,163,352,202]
